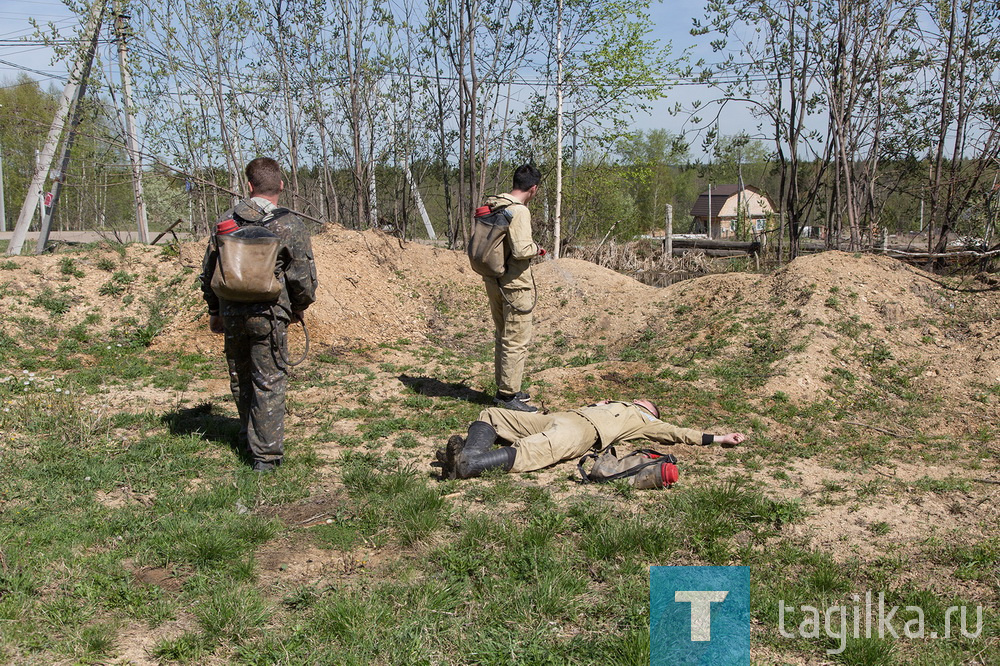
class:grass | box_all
[0,254,996,664]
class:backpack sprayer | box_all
[214,218,309,367]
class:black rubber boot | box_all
[456,445,516,479]
[446,421,514,479]
[444,422,491,479]
[440,435,465,480]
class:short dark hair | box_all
[246,158,283,196]
[512,164,541,192]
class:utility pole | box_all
[553,0,563,259]
[35,30,102,254]
[664,203,673,267]
[0,143,6,232]
[114,0,149,243]
[9,0,105,255]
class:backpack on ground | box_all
[210,212,289,303]
[468,201,514,278]
[578,447,679,489]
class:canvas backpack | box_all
[578,447,680,489]
[467,201,516,278]
[209,210,290,303]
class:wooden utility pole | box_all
[8,0,105,255]
[114,1,149,243]
[0,144,6,232]
[553,0,563,259]
[664,204,673,266]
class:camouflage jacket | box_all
[200,197,318,320]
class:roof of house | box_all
[690,184,767,218]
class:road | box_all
[0,231,194,245]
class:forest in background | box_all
[1,0,999,258]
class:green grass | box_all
[0,258,997,664]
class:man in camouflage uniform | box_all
[440,399,746,479]
[481,164,545,412]
[200,157,318,472]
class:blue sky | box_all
[0,0,754,158]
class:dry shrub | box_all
[564,239,723,286]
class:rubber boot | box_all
[439,435,464,479]
[450,421,516,479]
[456,446,516,479]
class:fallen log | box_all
[641,235,761,255]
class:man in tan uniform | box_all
[440,399,747,479]
[482,164,545,412]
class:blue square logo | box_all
[650,566,750,666]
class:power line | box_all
[0,57,65,80]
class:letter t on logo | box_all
[675,591,729,641]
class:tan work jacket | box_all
[572,401,707,449]
[484,193,538,290]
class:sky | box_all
[0,0,755,160]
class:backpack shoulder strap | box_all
[577,452,600,484]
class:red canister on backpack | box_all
[216,218,239,235]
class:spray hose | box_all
[269,307,310,368]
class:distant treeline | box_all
[2,0,999,256]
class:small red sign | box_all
[43,192,53,207]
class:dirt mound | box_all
[0,243,200,348]
[655,251,1000,421]
[0,227,664,369]
[153,228,663,359]
[3,232,997,428]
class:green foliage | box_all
[99,281,124,297]
[0,75,133,233]
[30,288,72,317]
[96,257,117,272]
[58,257,85,278]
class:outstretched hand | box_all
[716,432,747,447]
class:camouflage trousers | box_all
[223,314,288,463]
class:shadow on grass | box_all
[398,374,493,404]
[161,402,250,465]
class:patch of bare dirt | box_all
[95,485,155,509]
[108,616,204,666]
[256,540,380,588]
[260,490,346,525]
[132,565,184,594]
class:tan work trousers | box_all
[479,407,599,473]
[484,278,534,395]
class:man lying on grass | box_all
[438,399,746,480]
